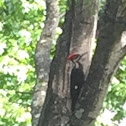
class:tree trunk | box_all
[38,0,99,125]
[36,0,126,126]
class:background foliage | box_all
[0,0,44,125]
[0,0,125,126]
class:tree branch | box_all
[32,0,59,125]
[69,0,126,126]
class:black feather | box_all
[70,63,85,111]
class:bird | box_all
[67,52,87,111]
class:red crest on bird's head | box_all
[67,52,78,60]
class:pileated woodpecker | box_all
[67,52,86,111]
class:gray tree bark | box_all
[31,0,59,126]
[33,0,126,126]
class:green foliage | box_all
[0,0,45,125]
[59,0,68,13]
[99,0,106,17]
[0,0,66,125]
[106,57,126,122]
